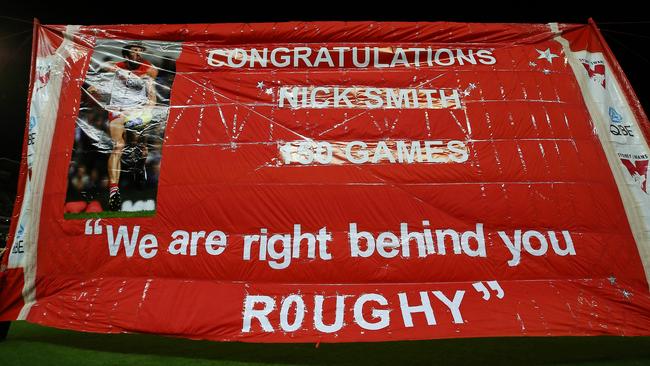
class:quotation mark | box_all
[84,219,103,235]
[472,281,504,300]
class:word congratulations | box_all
[207,47,496,68]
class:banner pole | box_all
[0,246,7,341]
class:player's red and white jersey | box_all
[107,60,154,110]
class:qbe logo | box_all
[11,224,26,255]
[11,240,24,255]
[608,107,634,137]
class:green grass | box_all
[64,211,156,220]
[1,322,650,365]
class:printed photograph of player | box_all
[64,39,181,218]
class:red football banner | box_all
[2,20,650,342]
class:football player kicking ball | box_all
[103,43,158,211]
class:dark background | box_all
[2,3,650,235]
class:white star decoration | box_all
[256,81,265,89]
[463,83,476,96]
[621,289,633,299]
[608,275,617,285]
[536,48,559,64]
[529,61,537,67]
[265,88,273,95]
